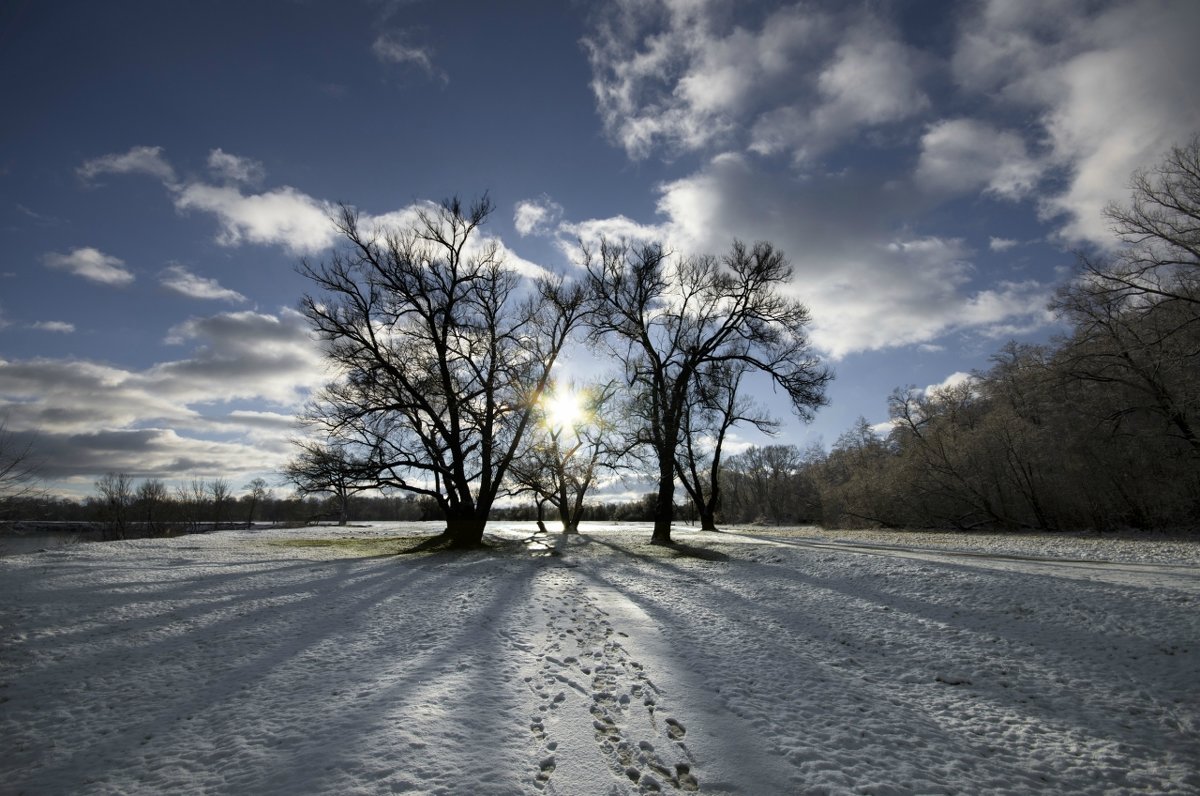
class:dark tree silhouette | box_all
[675,361,776,531]
[0,420,41,517]
[299,195,588,546]
[283,443,375,525]
[584,238,831,544]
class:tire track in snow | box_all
[726,532,1200,592]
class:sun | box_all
[543,386,586,431]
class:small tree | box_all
[509,381,626,533]
[242,477,270,528]
[208,478,232,531]
[675,361,776,531]
[283,443,375,525]
[584,239,831,544]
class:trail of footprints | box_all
[526,575,699,793]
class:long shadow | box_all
[2,553,463,785]
[577,533,1199,767]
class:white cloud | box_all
[172,183,337,254]
[372,31,447,83]
[915,119,1041,200]
[78,145,176,183]
[514,196,563,237]
[159,264,247,303]
[554,214,669,266]
[43,247,135,286]
[0,308,324,482]
[78,147,546,279]
[952,0,1200,245]
[611,153,1056,358]
[31,321,75,333]
[923,371,977,397]
[989,237,1019,252]
[585,3,927,162]
[207,148,266,185]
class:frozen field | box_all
[2,523,1198,795]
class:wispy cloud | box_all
[989,237,1019,252]
[77,145,176,184]
[43,247,135,286]
[513,196,563,237]
[207,148,265,185]
[585,3,926,162]
[159,264,247,303]
[952,0,1200,245]
[372,30,447,83]
[31,320,75,333]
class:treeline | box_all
[5,477,443,539]
[716,326,1196,532]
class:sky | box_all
[2,0,1199,500]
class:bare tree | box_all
[174,479,208,534]
[584,239,831,544]
[675,361,776,531]
[508,381,626,534]
[0,420,41,517]
[1053,136,1200,456]
[283,443,374,525]
[300,195,588,546]
[207,478,232,530]
[135,478,169,536]
[95,472,133,540]
[243,477,270,528]
[1081,133,1200,309]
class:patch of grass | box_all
[267,535,454,557]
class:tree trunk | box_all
[651,456,675,545]
[443,508,487,547]
[698,509,718,531]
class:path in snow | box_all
[2,522,1198,794]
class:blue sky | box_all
[2,0,1198,498]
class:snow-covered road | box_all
[2,523,1197,794]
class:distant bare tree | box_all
[300,195,588,546]
[584,238,831,544]
[0,420,41,517]
[283,443,375,525]
[175,479,208,533]
[135,478,169,536]
[95,472,134,540]
[208,478,232,530]
[243,477,270,528]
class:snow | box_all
[2,522,1198,795]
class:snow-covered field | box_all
[2,522,1197,795]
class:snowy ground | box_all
[2,522,1197,795]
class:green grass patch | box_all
[267,534,454,557]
